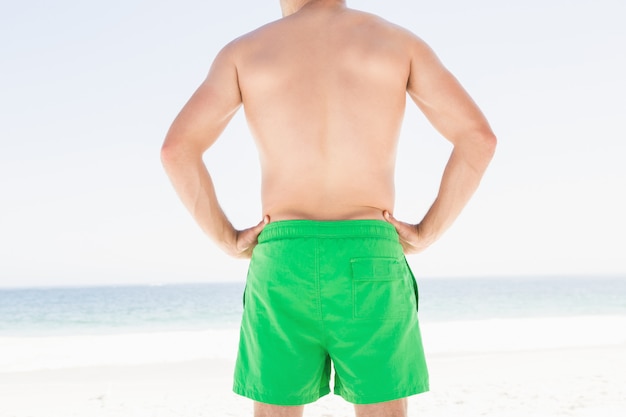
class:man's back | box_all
[233,5,412,221]
[162,0,495,256]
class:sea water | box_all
[1,276,625,372]
[0,282,246,336]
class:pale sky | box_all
[1,0,625,288]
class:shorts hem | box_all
[233,384,331,406]
[334,383,430,405]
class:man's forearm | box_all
[161,145,236,254]
[418,133,496,245]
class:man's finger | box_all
[384,211,411,236]
[383,210,400,227]
[237,216,270,253]
[251,215,270,236]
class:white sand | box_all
[1,345,625,417]
[2,316,625,416]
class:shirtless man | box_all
[161,1,496,416]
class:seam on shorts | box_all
[314,237,328,342]
[315,237,321,320]
[334,382,430,404]
[233,383,331,406]
[403,256,419,313]
[260,234,401,243]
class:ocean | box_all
[1,276,625,372]
[1,276,624,336]
[0,282,246,336]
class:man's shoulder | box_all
[350,13,433,59]
[346,9,422,43]
[223,16,286,50]
[217,8,428,67]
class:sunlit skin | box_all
[161,1,496,415]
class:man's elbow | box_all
[160,139,178,170]
[479,130,497,161]
[459,129,497,172]
[160,137,197,171]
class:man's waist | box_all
[258,219,398,242]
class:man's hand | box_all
[383,211,433,255]
[229,216,270,259]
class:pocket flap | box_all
[351,257,402,281]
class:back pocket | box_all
[351,257,412,319]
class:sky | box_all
[1,0,625,288]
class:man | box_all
[161,0,496,416]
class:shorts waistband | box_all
[258,219,399,242]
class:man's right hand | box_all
[228,216,270,259]
[383,211,433,255]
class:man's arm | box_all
[385,37,497,254]
[161,43,266,258]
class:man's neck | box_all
[280,0,346,17]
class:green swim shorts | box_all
[233,220,429,405]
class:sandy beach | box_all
[1,343,624,417]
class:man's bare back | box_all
[162,0,495,257]
[237,5,409,220]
